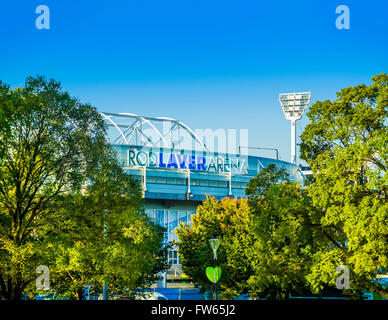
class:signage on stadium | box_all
[127,149,248,173]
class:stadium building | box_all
[101,112,305,288]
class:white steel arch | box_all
[100,112,208,151]
[119,113,170,148]
[100,112,129,144]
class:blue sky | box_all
[0,0,387,163]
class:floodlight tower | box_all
[279,92,311,165]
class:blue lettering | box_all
[197,156,206,171]
[159,153,166,167]
[176,154,188,169]
[167,154,178,168]
[188,155,196,170]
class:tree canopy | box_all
[245,165,325,299]
[0,76,167,300]
[175,196,255,299]
[176,73,388,300]
[300,73,388,297]
[176,165,322,299]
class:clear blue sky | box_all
[1,0,387,163]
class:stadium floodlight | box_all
[279,92,311,165]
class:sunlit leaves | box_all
[300,73,388,297]
[0,76,166,300]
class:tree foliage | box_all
[175,196,255,299]
[176,165,323,299]
[245,165,325,299]
[0,76,167,300]
[300,73,388,297]
[175,74,388,300]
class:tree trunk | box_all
[0,275,25,300]
[77,288,84,300]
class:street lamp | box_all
[208,239,221,300]
[279,92,311,165]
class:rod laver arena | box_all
[101,112,305,287]
[128,149,248,173]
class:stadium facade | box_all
[101,112,305,285]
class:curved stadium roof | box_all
[100,112,208,152]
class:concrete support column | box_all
[291,119,296,165]
[157,271,167,288]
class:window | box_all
[168,250,179,265]
[146,176,187,185]
[155,210,165,227]
[187,212,194,226]
[231,182,240,188]
[167,178,177,184]
[145,209,154,220]
[176,178,187,185]
[133,175,142,182]
[150,209,197,245]
[217,181,228,187]
[190,179,228,188]
[157,177,167,184]
[178,211,187,225]
[168,211,178,232]
[231,181,247,189]
[208,180,218,187]
[199,180,208,187]
[147,176,157,183]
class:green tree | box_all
[175,196,255,299]
[245,165,325,299]
[300,73,388,297]
[0,76,167,300]
[42,158,168,300]
[176,165,323,299]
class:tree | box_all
[41,158,168,300]
[176,165,323,299]
[300,73,388,297]
[245,165,325,299]
[175,196,255,299]
[0,76,167,300]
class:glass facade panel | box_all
[199,180,208,186]
[149,209,197,263]
[155,210,165,227]
[168,210,179,243]
[187,212,194,226]
[208,180,218,187]
[168,249,179,265]
[178,211,187,225]
[168,211,178,232]
[218,181,228,187]
[169,232,178,242]
[145,209,154,220]
[157,177,167,184]
[147,176,156,183]
[167,177,176,184]
[231,181,240,188]
[176,178,187,185]
[190,179,231,188]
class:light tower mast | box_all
[279,92,311,165]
